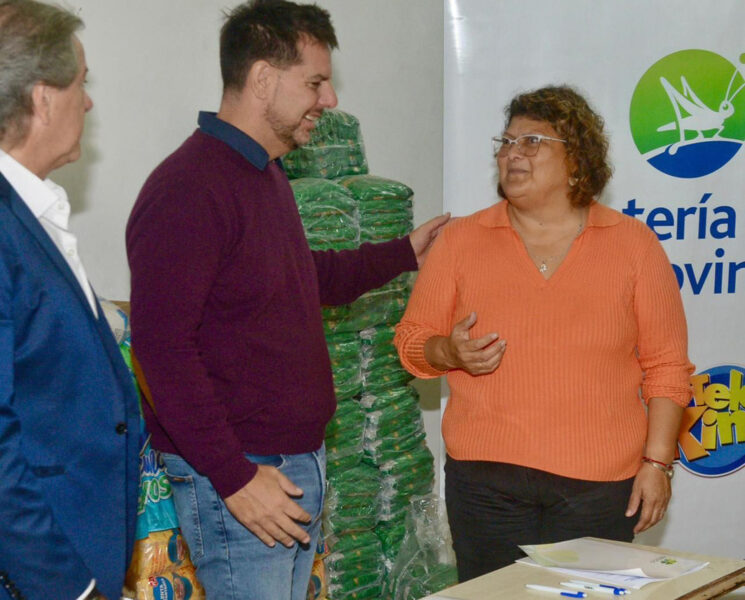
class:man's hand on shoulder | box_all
[409,213,451,268]
[224,465,312,548]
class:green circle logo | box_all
[630,49,745,178]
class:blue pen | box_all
[567,580,630,595]
[525,584,587,597]
[599,584,630,596]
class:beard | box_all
[263,103,311,152]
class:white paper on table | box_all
[516,557,666,589]
[518,538,709,580]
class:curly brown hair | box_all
[498,85,612,207]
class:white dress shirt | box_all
[0,150,98,317]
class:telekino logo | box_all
[630,50,745,178]
[680,365,745,477]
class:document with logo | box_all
[517,537,708,588]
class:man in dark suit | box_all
[0,2,140,599]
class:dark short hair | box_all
[220,0,338,93]
[0,0,82,144]
[499,85,612,207]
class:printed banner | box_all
[444,0,745,557]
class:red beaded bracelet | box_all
[642,456,674,478]
[642,456,673,469]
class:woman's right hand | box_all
[424,312,506,375]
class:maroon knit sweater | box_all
[126,113,416,497]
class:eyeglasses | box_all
[491,134,567,157]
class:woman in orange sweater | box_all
[394,86,694,582]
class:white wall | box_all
[60,0,445,475]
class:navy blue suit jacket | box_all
[0,173,140,600]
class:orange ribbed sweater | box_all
[395,201,693,481]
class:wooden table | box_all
[421,540,745,600]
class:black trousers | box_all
[445,456,637,583]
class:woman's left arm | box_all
[625,396,684,533]
[628,228,693,533]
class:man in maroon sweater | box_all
[126,1,447,598]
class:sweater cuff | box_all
[408,336,449,378]
[394,325,449,379]
[643,384,693,408]
[208,453,258,499]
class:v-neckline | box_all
[510,220,586,283]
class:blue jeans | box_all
[161,446,326,600]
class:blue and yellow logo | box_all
[678,365,745,476]
[630,50,745,178]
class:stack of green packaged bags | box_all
[373,442,435,572]
[358,310,414,397]
[325,396,366,475]
[283,110,368,179]
[325,331,363,405]
[290,178,359,251]
[359,384,433,574]
[360,382,425,467]
[324,531,385,600]
[323,466,386,599]
[321,273,411,339]
[336,175,413,243]
[288,109,438,600]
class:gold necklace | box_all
[513,217,583,274]
[508,205,587,275]
[534,220,584,273]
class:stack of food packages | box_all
[283,110,368,180]
[287,110,436,600]
[99,300,206,600]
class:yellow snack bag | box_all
[134,563,204,600]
